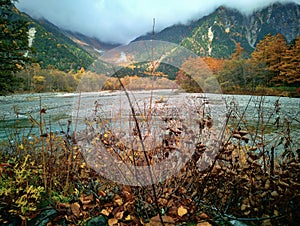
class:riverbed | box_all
[0,90,299,149]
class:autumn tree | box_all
[202,57,224,75]
[218,43,250,92]
[176,57,222,93]
[272,36,300,86]
[248,34,288,86]
[0,0,32,95]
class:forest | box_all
[5,31,300,96]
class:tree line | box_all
[1,0,299,96]
[176,34,300,96]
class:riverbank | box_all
[0,90,299,225]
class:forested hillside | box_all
[136,3,300,58]
[30,19,94,71]
[3,6,94,72]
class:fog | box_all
[16,0,299,44]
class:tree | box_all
[0,0,31,95]
[273,36,300,86]
[176,57,222,93]
[218,43,250,92]
[249,34,288,86]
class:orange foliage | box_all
[202,57,224,75]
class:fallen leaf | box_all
[56,202,70,209]
[108,218,118,226]
[278,180,289,187]
[240,204,248,211]
[98,190,106,197]
[265,180,270,189]
[167,206,178,217]
[271,191,279,197]
[79,194,93,205]
[40,108,47,114]
[199,212,209,219]
[125,214,131,221]
[113,195,123,206]
[101,209,110,216]
[178,205,188,217]
[197,222,212,226]
[150,215,175,225]
[70,202,81,218]
[115,211,124,220]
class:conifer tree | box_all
[274,36,300,86]
[0,0,31,95]
[249,34,288,86]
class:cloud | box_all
[15,0,299,44]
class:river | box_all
[0,90,299,152]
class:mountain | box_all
[133,23,195,44]
[10,2,300,71]
[8,8,97,71]
[63,31,120,57]
[30,19,95,71]
[134,2,300,58]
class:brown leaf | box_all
[150,215,175,225]
[122,186,134,202]
[115,211,124,220]
[178,186,187,194]
[199,212,209,219]
[98,190,107,197]
[265,180,270,189]
[40,108,47,114]
[244,210,251,215]
[82,203,96,210]
[56,202,70,209]
[158,198,168,206]
[233,133,242,139]
[108,218,118,226]
[197,222,212,226]
[113,195,123,206]
[101,209,110,216]
[112,206,124,216]
[278,180,289,187]
[167,206,178,217]
[70,202,81,218]
[79,194,94,205]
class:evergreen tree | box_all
[0,0,31,95]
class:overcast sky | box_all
[16,0,299,44]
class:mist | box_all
[15,0,300,44]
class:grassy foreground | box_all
[0,94,299,226]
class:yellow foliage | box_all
[0,155,44,217]
[178,205,188,217]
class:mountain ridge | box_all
[10,11,95,71]
[11,1,300,70]
[133,2,300,58]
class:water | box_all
[0,92,76,140]
[0,91,299,145]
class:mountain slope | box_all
[63,31,120,57]
[134,2,300,58]
[133,23,195,44]
[32,19,95,71]
[10,8,95,71]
